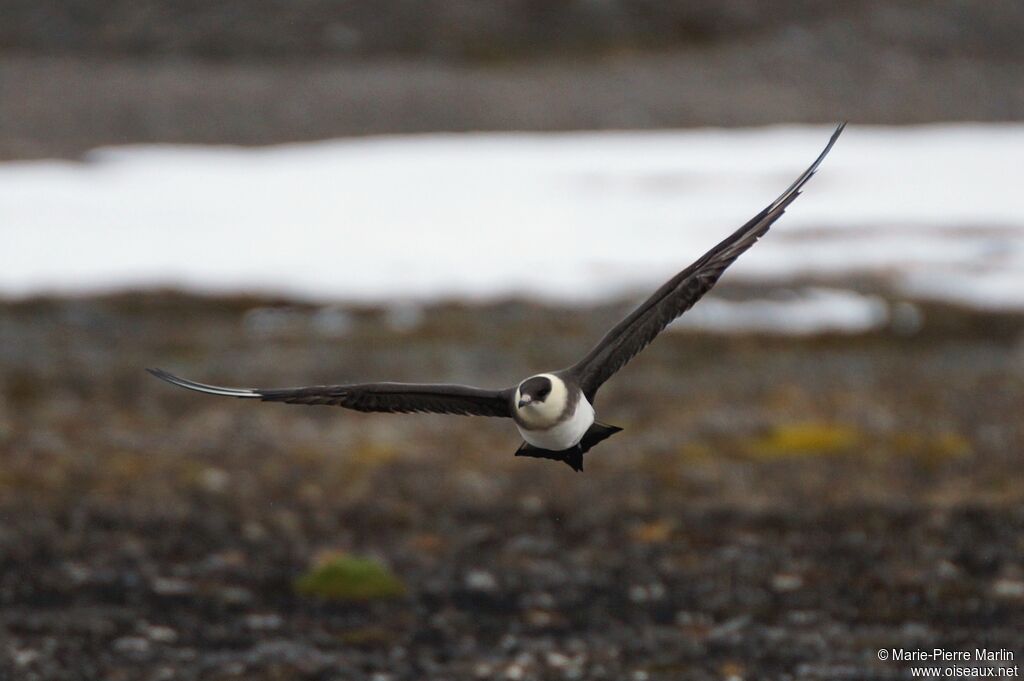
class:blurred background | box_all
[2,2,1024,680]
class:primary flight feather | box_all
[150,123,846,471]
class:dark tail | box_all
[514,422,623,472]
[578,421,623,456]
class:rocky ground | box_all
[1,291,1023,680]
[2,0,1022,159]
[3,40,1022,161]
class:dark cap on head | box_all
[518,375,552,402]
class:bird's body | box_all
[512,373,593,451]
[150,124,846,471]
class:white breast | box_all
[516,394,595,451]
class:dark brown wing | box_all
[566,123,845,402]
[148,368,514,417]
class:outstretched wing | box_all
[148,368,514,417]
[567,123,845,402]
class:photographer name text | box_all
[887,650,1014,663]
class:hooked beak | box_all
[517,395,532,409]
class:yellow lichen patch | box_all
[932,432,972,458]
[336,625,398,647]
[333,441,403,498]
[348,441,400,468]
[891,431,972,462]
[677,442,714,460]
[90,451,158,496]
[630,519,675,544]
[295,552,406,602]
[751,422,861,458]
[291,445,329,465]
[720,661,747,680]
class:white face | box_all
[514,373,569,428]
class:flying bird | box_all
[150,124,845,471]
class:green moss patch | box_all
[295,554,406,602]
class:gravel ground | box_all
[2,1,1021,159]
[4,43,1023,161]
[3,27,1024,160]
[1,292,1023,680]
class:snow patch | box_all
[2,125,1022,323]
[670,289,891,335]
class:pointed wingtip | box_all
[146,367,260,398]
[817,121,847,166]
[767,121,847,212]
[826,120,847,149]
[147,367,171,381]
[813,121,847,169]
[147,366,184,388]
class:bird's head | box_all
[516,375,553,410]
[514,373,570,428]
